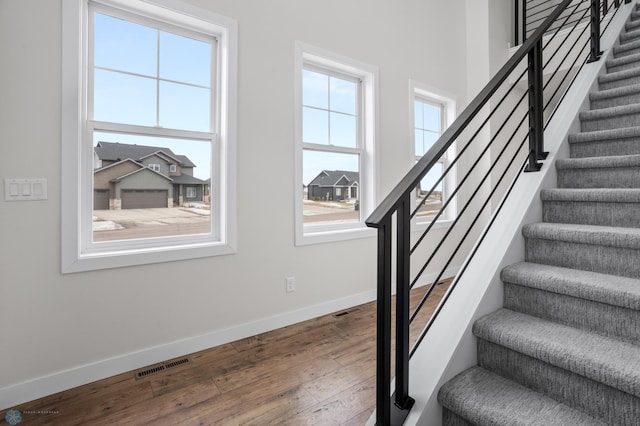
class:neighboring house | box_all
[307,170,359,202]
[93,141,209,209]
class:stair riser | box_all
[558,166,640,188]
[620,31,640,45]
[477,340,640,426]
[626,20,640,33]
[614,46,640,60]
[591,92,640,109]
[569,138,640,157]
[525,237,640,278]
[607,60,640,73]
[581,112,640,131]
[504,283,640,344]
[542,200,640,227]
[442,409,473,426]
[600,74,640,89]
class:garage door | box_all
[121,190,167,209]
[94,190,109,210]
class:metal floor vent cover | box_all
[135,357,191,379]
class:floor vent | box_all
[135,357,191,380]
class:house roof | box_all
[95,141,197,168]
[171,174,208,185]
[111,166,174,183]
[308,170,359,187]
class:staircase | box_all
[438,6,640,426]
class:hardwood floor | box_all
[12,280,451,425]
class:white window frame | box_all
[61,0,237,273]
[409,81,457,229]
[148,163,161,172]
[294,42,378,246]
[186,186,197,198]
[169,164,177,173]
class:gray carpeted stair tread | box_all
[590,83,640,103]
[473,309,640,397]
[579,103,640,131]
[540,187,640,203]
[599,65,640,85]
[627,17,640,33]
[501,262,640,311]
[580,102,640,120]
[621,28,640,44]
[606,52,640,72]
[438,366,607,426]
[613,39,640,57]
[568,125,640,143]
[556,153,640,170]
[522,222,640,250]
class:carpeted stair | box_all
[438,6,640,426]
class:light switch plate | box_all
[4,178,48,201]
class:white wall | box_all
[0,0,471,408]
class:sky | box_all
[93,12,212,180]
[94,11,444,191]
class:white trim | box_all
[0,263,459,411]
[294,41,379,246]
[61,0,238,273]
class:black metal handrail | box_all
[516,0,622,44]
[366,0,630,424]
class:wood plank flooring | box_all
[12,279,451,425]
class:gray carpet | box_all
[438,5,640,425]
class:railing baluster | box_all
[376,216,392,425]
[394,194,414,417]
[589,0,603,62]
[525,38,545,172]
[515,0,520,45]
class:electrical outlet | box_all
[286,276,296,293]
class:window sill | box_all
[295,225,376,246]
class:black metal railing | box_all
[516,0,623,44]
[366,0,630,424]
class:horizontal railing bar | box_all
[410,67,529,220]
[366,0,574,228]
[410,89,529,260]
[544,35,591,110]
[410,145,530,358]
[409,109,529,294]
[411,131,530,331]
[542,5,591,75]
[542,0,586,50]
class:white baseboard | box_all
[0,265,458,411]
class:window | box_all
[295,43,378,245]
[411,82,457,225]
[62,0,237,272]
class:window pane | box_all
[92,132,212,242]
[330,77,356,115]
[422,102,441,132]
[422,130,439,154]
[160,32,211,87]
[94,13,157,77]
[303,107,329,144]
[94,69,156,126]
[415,129,425,156]
[160,81,210,132]
[303,150,360,225]
[415,162,444,219]
[330,112,357,148]
[303,70,328,109]
[414,101,424,129]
